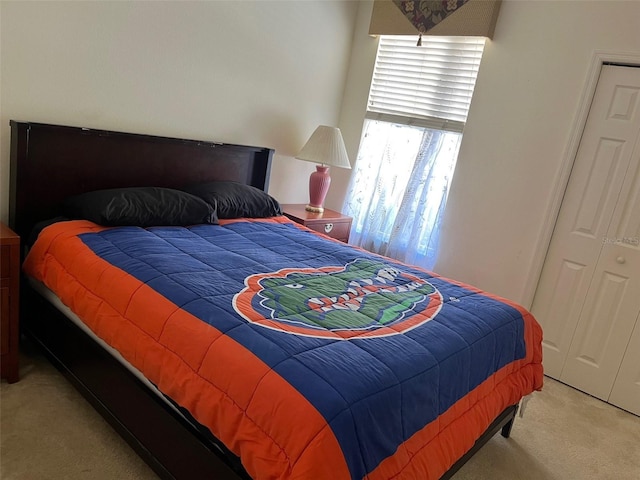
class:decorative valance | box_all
[369,0,502,38]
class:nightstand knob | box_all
[324,223,334,233]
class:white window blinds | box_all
[366,35,486,133]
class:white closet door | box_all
[560,81,640,402]
[609,313,640,415]
[531,65,640,380]
[607,125,640,415]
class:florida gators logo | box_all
[233,259,442,339]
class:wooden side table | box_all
[1,222,20,383]
[281,204,352,243]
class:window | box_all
[343,35,485,270]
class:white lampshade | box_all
[296,126,351,169]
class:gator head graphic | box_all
[233,259,442,339]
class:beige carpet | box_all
[2,344,639,480]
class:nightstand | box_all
[1,223,20,383]
[282,204,352,243]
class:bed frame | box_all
[9,120,518,480]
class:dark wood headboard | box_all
[9,121,275,239]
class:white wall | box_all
[432,0,640,305]
[0,0,359,222]
[330,0,378,211]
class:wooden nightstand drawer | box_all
[304,220,351,241]
[1,244,11,278]
[1,284,9,353]
[1,223,20,383]
[281,204,353,243]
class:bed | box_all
[9,120,543,480]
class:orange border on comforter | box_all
[24,220,543,480]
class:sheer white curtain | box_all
[343,35,484,270]
[343,119,461,271]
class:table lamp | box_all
[296,125,351,213]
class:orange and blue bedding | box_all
[24,217,543,480]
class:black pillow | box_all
[183,181,282,219]
[63,187,218,227]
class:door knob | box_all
[616,256,626,264]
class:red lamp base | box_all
[307,165,331,213]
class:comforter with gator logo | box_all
[24,217,543,480]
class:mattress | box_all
[28,278,197,416]
[23,217,543,480]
